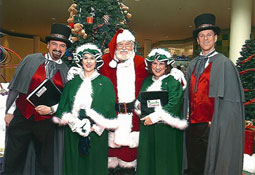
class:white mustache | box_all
[120,50,129,52]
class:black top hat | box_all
[45,23,72,48]
[193,13,221,38]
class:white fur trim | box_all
[52,112,76,125]
[75,43,102,56]
[134,99,141,116]
[117,29,135,43]
[151,107,188,130]
[128,131,139,148]
[148,48,171,58]
[109,59,118,68]
[52,116,62,124]
[118,159,137,168]
[108,157,119,168]
[86,108,119,129]
[146,80,162,91]
[170,68,187,90]
[243,154,255,173]
[148,113,161,124]
[114,113,133,146]
[108,132,121,148]
[146,74,170,92]
[92,124,104,136]
[72,78,93,116]
[116,56,136,103]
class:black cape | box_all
[183,53,245,175]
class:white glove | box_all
[170,67,187,90]
[170,68,182,82]
[68,116,82,132]
[67,66,82,81]
[76,119,91,137]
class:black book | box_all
[26,79,62,107]
[140,90,168,117]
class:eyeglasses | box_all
[117,42,134,49]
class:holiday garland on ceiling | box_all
[236,39,255,121]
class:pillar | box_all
[229,0,252,64]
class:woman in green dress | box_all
[136,48,188,175]
[53,43,118,175]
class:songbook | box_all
[140,90,168,117]
[26,79,62,107]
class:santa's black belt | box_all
[115,101,135,114]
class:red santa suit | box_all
[99,29,148,168]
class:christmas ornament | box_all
[87,16,94,24]
[87,7,95,24]
[69,22,74,29]
[120,3,129,11]
[98,15,110,32]
[126,13,132,19]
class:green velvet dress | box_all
[55,73,116,175]
[136,75,184,175]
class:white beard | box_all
[115,50,134,62]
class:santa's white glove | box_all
[76,119,91,137]
[67,66,82,81]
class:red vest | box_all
[16,63,64,121]
[189,63,215,123]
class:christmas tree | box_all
[66,0,132,56]
[236,39,255,120]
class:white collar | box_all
[152,74,170,82]
[45,53,63,64]
[200,49,218,58]
[79,70,100,81]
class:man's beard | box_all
[51,50,62,60]
[115,50,134,62]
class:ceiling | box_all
[1,0,255,47]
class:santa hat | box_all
[108,29,135,68]
[116,29,135,43]
[145,48,174,69]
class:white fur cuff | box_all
[114,114,133,146]
[108,132,121,148]
[86,108,119,129]
[128,131,139,148]
[154,107,188,130]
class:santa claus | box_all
[99,29,148,174]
